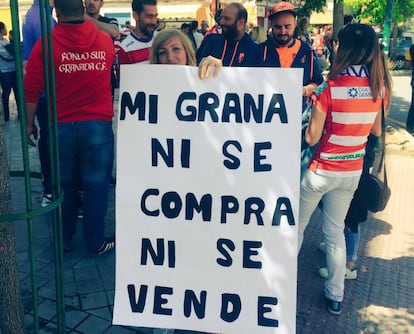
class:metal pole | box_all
[38,0,65,332]
[382,0,394,57]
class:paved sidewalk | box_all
[3,72,414,333]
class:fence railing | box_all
[0,0,65,333]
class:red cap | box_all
[269,2,296,19]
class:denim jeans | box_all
[298,170,359,301]
[58,120,114,253]
[0,70,18,121]
[345,227,359,263]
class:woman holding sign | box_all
[298,24,392,316]
[149,28,213,334]
[150,29,196,66]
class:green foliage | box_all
[296,0,328,18]
[256,0,328,18]
[345,0,414,26]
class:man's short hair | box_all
[55,0,84,17]
[190,20,198,30]
[181,23,190,29]
[132,0,157,14]
[344,14,354,25]
[231,3,248,22]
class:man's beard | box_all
[222,22,239,40]
[139,22,156,37]
[273,34,293,46]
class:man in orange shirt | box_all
[257,1,324,176]
[257,1,323,101]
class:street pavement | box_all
[3,70,414,334]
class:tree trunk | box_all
[332,0,344,40]
[0,121,26,333]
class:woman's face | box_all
[157,36,187,65]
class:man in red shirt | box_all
[116,0,158,65]
[25,0,115,255]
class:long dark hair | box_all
[328,24,392,104]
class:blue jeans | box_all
[0,70,18,121]
[344,227,359,263]
[58,121,114,253]
[299,170,359,301]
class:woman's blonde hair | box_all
[149,29,196,66]
[328,23,392,107]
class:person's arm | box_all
[304,49,324,96]
[303,83,317,97]
[305,103,326,147]
[85,15,120,39]
[26,102,38,147]
[24,41,45,146]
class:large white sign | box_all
[113,65,303,334]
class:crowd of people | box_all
[8,0,394,329]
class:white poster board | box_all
[113,65,303,334]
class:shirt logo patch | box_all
[301,55,306,63]
[347,87,373,99]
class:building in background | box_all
[0,0,344,39]
[309,0,333,26]
[100,1,259,30]
[0,0,264,34]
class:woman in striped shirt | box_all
[298,24,392,316]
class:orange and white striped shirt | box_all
[309,65,382,177]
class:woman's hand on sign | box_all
[198,56,222,80]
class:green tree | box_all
[346,0,414,26]
[256,0,328,18]
[296,0,329,18]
